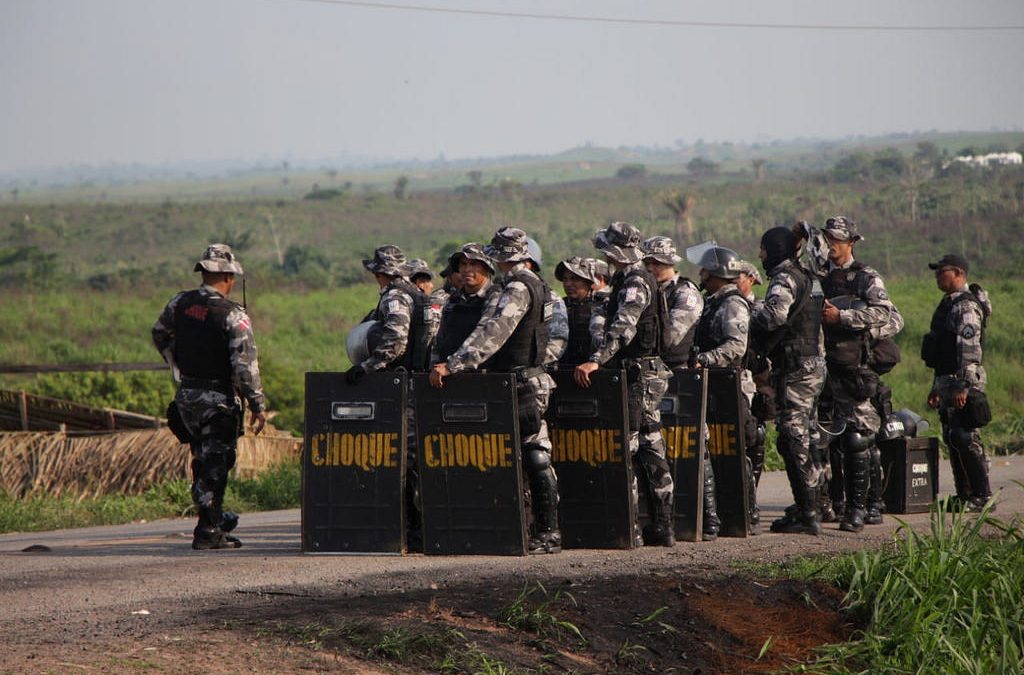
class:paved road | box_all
[1,456,1021,646]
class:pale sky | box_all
[2,0,1023,173]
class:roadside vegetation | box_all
[749,498,1024,673]
[0,460,299,534]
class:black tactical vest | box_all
[695,287,744,368]
[173,289,236,383]
[660,277,699,368]
[377,278,432,372]
[605,267,661,365]
[434,289,489,362]
[924,291,986,375]
[759,261,822,370]
[821,261,869,369]
[560,296,596,367]
[483,269,550,372]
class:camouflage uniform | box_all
[444,228,561,553]
[546,291,569,365]
[152,244,265,549]
[924,254,993,510]
[814,217,904,531]
[589,223,674,546]
[751,228,826,534]
[357,246,426,547]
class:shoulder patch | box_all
[388,299,402,314]
[961,325,976,339]
[624,287,640,304]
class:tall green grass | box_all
[0,461,301,534]
[794,500,1024,673]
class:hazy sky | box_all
[2,0,1023,173]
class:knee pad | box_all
[523,448,552,472]
[948,427,974,453]
[840,429,874,454]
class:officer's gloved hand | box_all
[345,365,366,385]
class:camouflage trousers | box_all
[521,372,559,533]
[176,387,241,539]
[772,357,827,494]
[625,358,674,525]
[935,375,989,501]
[825,367,881,436]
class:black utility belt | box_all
[180,377,236,397]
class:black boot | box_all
[771,448,821,536]
[961,447,993,513]
[840,450,870,533]
[865,446,885,525]
[745,455,760,535]
[948,446,972,505]
[702,448,721,541]
[527,467,562,554]
[827,441,845,522]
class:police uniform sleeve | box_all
[362,288,413,372]
[950,297,986,389]
[151,291,186,356]
[841,267,900,333]
[666,281,702,348]
[446,280,531,373]
[225,306,267,413]
[589,299,607,350]
[698,296,750,368]
[545,292,568,364]
[751,274,797,332]
[590,276,650,364]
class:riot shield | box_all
[302,371,406,554]
[548,369,634,549]
[413,373,527,555]
[705,368,751,538]
[662,369,707,542]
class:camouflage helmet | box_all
[594,221,643,264]
[736,260,763,285]
[695,245,743,280]
[525,237,543,270]
[450,242,496,274]
[362,245,407,277]
[194,243,244,275]
[822,216,863,243]
[484,226,532,263]
[555,256,597,283]
[641,235,683,265]
[404,258,434,281]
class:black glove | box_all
[345,365,366,386]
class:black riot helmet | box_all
[693,245,742,280]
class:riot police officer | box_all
[641,236,702,370]
[815,217,904,532]
[430,227,562,554]
[751,227,826,536]
[525,238,569,366]
[575,222,675,547]
[152,244,267,550]
[431,243,496,365]
[923,254,994,511]
[555,256,599,367]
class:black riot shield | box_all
[302,371,407,554]
[548,369,634,549]
[705,368,751,538]
[661,369,707,542]
[413,373,527,556]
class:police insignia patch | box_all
[682,293,699,310]
[624,287,640,303]
[388,300,401,313]
[961,325,976,339]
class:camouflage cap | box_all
[555,256,597,283]
[484,226,531,263]
[362,244,407,276]
[194,243,244,275]
[404,258,433,280]
[822,216,863,243]
[590,258,610,281]
[736,260,763,285]
[594,221,643,264]
[450,242,496,274]
[641,235,683,265]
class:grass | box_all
[497,581,587,646]
[746,497,1024,674]
[0,460,301,534]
